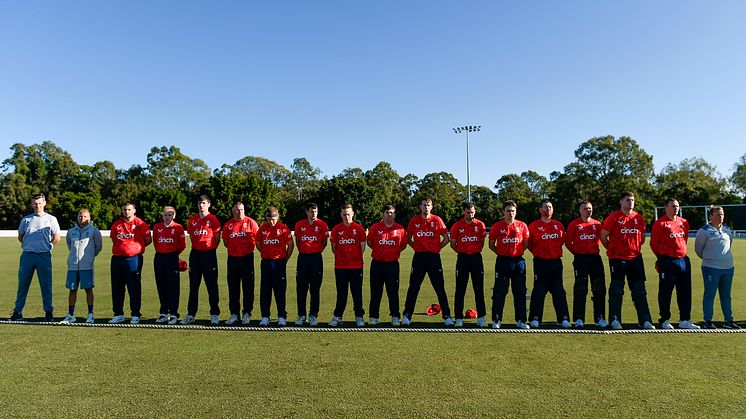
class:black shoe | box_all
[44,311,54,322]
[723,321,741,330]
[703,320,717,329]
[10,311,23,321]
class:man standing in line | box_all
[367,204,407,326]
[600,191,655,330]
[449,202,487,328]
[293,202,329,326]
[10,193,61,322]
[182,195,222,325]
[109,201,152,324]
[329,203,367,327]
[488,200,530,329]
[61,209,103,324]
[222,201,259,325]
[152,206,186,325]
[402,198,454,326]
[565,201,607,328]
[650,198,700,329]
[527,199,571,328]
[256,206,294,326]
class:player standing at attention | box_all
[293,202,329,326]
[152,206,186,325]
[222,201,259,325]
[367,204,407,326]
[61,209,102,324]
[256,207,294,326]
[449,202,487,328]
[329,204,367,327]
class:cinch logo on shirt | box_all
[300,235,318,242]
[541,233,560,240]
[502,237,521,244]
[117,233,135,239]
[461,236,479,242]
[620,227,639,234]
[338,238,357,245]
[263,238,280,245]
[379,239,396,246]
[229,231,247,238]
[158,237,174,243]
[416,231,435,237]
[192,229,209,236]
[669,231,686,238]
[578,233,596,240]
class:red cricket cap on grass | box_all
[426,304,441,316]
[178,259,189,272]
[465,309,477,319]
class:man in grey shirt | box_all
[10,193,61,321]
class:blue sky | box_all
[1,1,744,189]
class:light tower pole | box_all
[452,125,481,203]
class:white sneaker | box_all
[391,316,400,326]
[278,317,287,326]
[181,315,195,325]
[355,317,365,327]
[597,318,608,328]
[400,316,411,326]
[86,313,95,324]
[574,319,584,328]
[155,314,169,323]
[661,320,674,330]
[109,315,125,324]
[643,321,656,330]
[476,317,487,328]
[241,313,251,324]
[210,315,219,325]
[516,320,530,329]
[168,315,179,325]
[368,317,380,326]
[259,317,270,326]
[454,319,463,328]
[561,320,571,328]
[130,316,140,324]
[443,316,455,326]
[329,316,342,327]
[679,320,701,330]
[61,314,76,324]
[491,321,501,329]
[309,315,318,326]
[530,320,540,328]
[295,315,307,326]
[225,314,239,325]
[611,319,622,330]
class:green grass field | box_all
[1,237,745,417]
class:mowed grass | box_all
[1,236,745,417]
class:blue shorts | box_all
[66,270,94,290]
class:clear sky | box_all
[1,1,744,189]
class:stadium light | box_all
[452,125,481,203]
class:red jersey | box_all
[489,220,529,257]
[368,220,407,262]
[111,217,150,257]
[257,221,292,260]
[407,214,448,253]
[331,222,366,269]
[528,219,565,259]
[222,217,259,257]
[602,210,646,260]
[565,217,602,255]
[293,218,329,254]
[152,221,186,254]
[650,215,689,258]
[450,218,486,254]
[187,213,221,251]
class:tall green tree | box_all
[654,157,735,205]
[732,153,746,200]
[416,172,466,225]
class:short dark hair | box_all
[233,200,244,208]
[579,200,591,208]
[305,202,318,210]
[198,195,211,204]
[31,193,45,201]
[265,206,279,217]
[122,201,135,208]
[620,191,634,200]
[539,199,552,208]
[383,204,396,212]
[340,203,354,211]
[462,202,476,210]
[708,205,724,216]
[664,198,678,206]
[503,200,517,210]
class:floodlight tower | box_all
[452,125,481,203]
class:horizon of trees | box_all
[1,136,744,231]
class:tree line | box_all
[1,136,744,230]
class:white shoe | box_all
[401,316,411,326]
[643,321,656,330]
[295,315,307,326]
[679,320,701,330]
[168,315,179,325]
[443,316,455,326]
[530,320,540,328]
[225,314,239,325]
[516,320,530,330]
[61,314,76,324]
[574,319,584,328]
[368,317,380,326]
[278,317,287,326]
[329,316,342,327]
[561,320,571,328]
[309,315,318,326]
[454,319,463,328]
[491,321,501,329]
[181,315,195,325]
[355,317,365,327]
[476,317,487,328]
[155,314,169,323]
[130,316,140,324]
[109,315,125,324]
[661,320,674,330]
[597,318,608,328]
[210,315,219,325]
[86,313,95,324]
[259,317,270,326]
[241,313,251,324]
[391,316,400,326]
[611,319,622,330]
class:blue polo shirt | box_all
[18,212,60,253]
